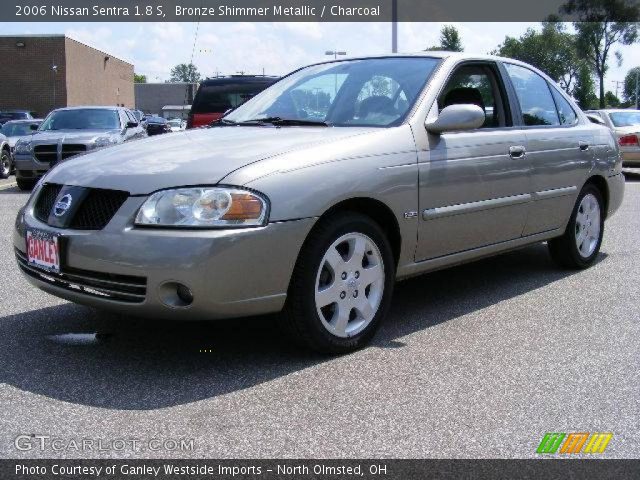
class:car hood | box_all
[29,129,121,143]
[44,126,378,195]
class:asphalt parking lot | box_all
[0,173,639,459]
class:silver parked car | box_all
[0,119,43,177]
[585,109,640,167]
[13,106,147,190]
[13,54,624,353]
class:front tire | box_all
[16,176,36,191]
[281,212,395,354]
[548,184,604,269]
[0,149,11,179]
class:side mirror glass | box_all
[29,123,38,131]
[425,104,485,134]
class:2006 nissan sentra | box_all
[14,53,625,353]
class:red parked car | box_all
[187,75,279,129]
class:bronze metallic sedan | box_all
[14,53,624,353]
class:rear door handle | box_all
[509,145,526,159]
[579,141,590,151]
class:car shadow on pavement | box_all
[623,170,640,182]
[0,243,603,411]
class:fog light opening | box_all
[158,282,194,308]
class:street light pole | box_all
[391,0,398,53]
[325,50,347,95]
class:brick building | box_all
[0,34,134,117]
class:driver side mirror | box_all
[425,104,485,134]
[126,121,138,128]
[29,123,38,131]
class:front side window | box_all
[224,57,440,127]
[505,64,560,127]
[551,88,578,125]
[1,122,35,136]
[438,64,506,128]
[608,111,640,127]
[40,109,121,131]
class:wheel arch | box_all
[317,197,402,267]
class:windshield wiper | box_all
[237,117,331,127]
[209,118,238,127]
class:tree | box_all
[573,63,599,109]
[623,66,640,106]
[492,23,582,94]
[169,63,201,83]
[604,90,622,106]
[561,0,640,108]
[134,73,147,83]
[426,25,463,52]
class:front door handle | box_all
[579,141,590,151]
[509,145,526,159]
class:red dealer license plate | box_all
[26,229,61,274]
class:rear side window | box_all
[192,81,274,114]
[505,64,560,127]
[550,88,578,125]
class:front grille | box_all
[15,248,147,303]
[33,183,129,230]
[70,189,129,230]
[61,144,87,160]
[33,144,57,163]
[34,183,63,223]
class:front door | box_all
[416,62,531,261]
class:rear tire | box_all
[16,177,36,191]
[281,212,395,354]
[0,149,11,179]
[548,184,604,269]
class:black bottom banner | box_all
[2,459,640,480]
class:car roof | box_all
[200,75,280,86]
[591,109,640,113]
[3,118,42,124]
[51,106,123,112]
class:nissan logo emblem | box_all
[53,194,73,217]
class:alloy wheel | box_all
[314,232,385,338]
[575,193,601,258]
[0,153,10,177]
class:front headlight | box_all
[135,187,269,228]
[94,136,119,148]
[14,140,32,154]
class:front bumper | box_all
[14,194,315,320]
[13,153,50,179]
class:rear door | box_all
[502,63,593,235]
[416,61,531,261]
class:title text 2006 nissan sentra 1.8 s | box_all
[14,53,624,353]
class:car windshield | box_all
[2,122,36,136]
[148,116,166,123]
[0,112,28,122]
[168,119,182,126]
[224,57,441,127]
[39,109,121,131]
[609,111,640,127]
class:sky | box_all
[2,21,639,95]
